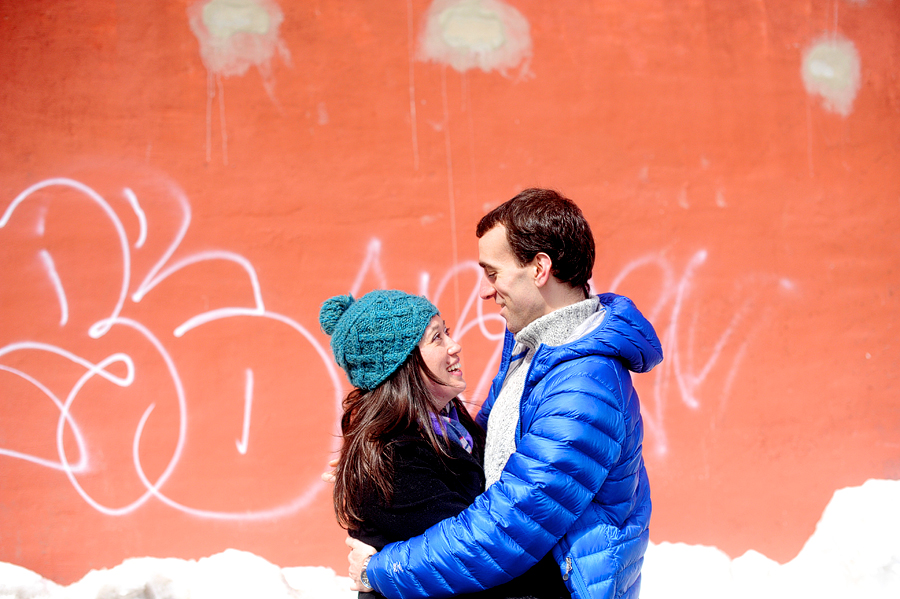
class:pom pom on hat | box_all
[318,290,439,390]
[319,294,354,336]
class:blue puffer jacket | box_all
[367,293,663,599]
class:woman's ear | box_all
[532,252,553,287]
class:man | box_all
[347,188,663,599]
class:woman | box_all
[320,290,567,599]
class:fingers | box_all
[346,537,377,591]
[346,537,377,555]
[321,458,339,483]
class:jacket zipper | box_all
[515,346,541,443]
[561,555,591,598]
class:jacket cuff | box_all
[366,551,392,597]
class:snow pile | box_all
[641,478,900,599]
[0,551,354,599]
[1,479,897,599]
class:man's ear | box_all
[532,252,553,287]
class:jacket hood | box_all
[561,293,663,374]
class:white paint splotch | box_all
[418,0,532,77]
[802,34,861,117]
[188,0,290,80]
[187,0,291,163]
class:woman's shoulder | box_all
[387,429,461,457]
[385,427,428,448]
[386,429,481,475]
[384,429,442,461]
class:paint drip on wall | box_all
[187,0,292,163]
[801,34,861,117]
[418,0,532,77]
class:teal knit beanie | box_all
[319,290,439,390]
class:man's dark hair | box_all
[476,188,595,298]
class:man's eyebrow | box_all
[478,261,494,270]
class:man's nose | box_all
[479,277,494,300]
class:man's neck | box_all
[515,296,599,349]
[538,280,588,318]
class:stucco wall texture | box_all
[1,0,898,585]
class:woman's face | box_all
[418,315,466,409]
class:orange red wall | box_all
[1,0,898,584]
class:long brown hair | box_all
[333,346,483,530]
